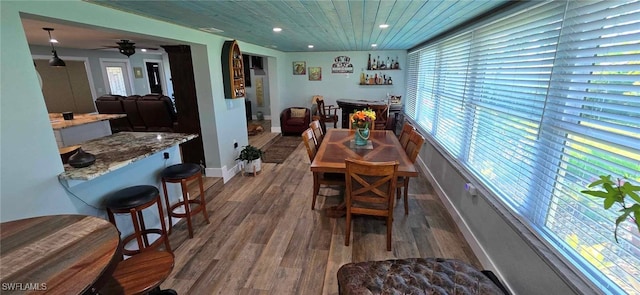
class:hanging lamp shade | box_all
[43,28,65,67]
[49,50,66,67]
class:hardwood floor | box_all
[165,131,479,294]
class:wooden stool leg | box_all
[137,210,150,247]
[130,208,144,254]
[155,196,172,254]
[181,179,194,238]
[198,172,210,224]
[161,179,173,235]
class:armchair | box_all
[280,107,311,135]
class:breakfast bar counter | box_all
[59,132,197,183]
[49,113,126,130]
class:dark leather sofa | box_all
[280,107,311,135]
[95,94,177,132]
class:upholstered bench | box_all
[337,258,507,295]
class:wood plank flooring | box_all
[165,129,479,294]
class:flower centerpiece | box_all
[351,108,376,146]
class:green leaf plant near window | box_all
[236,145,263,162]
[582,176,640,243]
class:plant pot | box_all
[244,158,262,174]
[354,127,370,146]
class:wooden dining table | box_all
[310,129,418,216]
[0,215,121,294]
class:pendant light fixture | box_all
[43,27,66,67]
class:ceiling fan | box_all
[93,39,159,56]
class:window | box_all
[406,0,640,293]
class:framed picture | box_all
[293,61,306,75]
[308,67,322,81]
[133,67,143,78]
[331,55,353,73]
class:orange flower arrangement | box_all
[351,108,376,129]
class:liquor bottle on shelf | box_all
[360,71,366,85]
[374,73,378,85]
[395,56,400,69]
[376,56,380,69]
[388,76,393,85]
[367,54,372,70]
[372,58,377,70]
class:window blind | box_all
[405,0,640,293]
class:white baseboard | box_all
[415,156,512,293]
[205,163,241,183]
[271,126,281,133]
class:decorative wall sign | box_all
[331,55,353,73]
[308,67,322,81]
[293,61,306,75]
[133,67,143,78]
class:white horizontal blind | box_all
[432,33,472,156]
[415,46,438,133]
[465,2,566,211]
[405,50,420,120]
[541,1,640,293]
[405,0,640,293]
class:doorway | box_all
[100,59,133,96]
[145,61,164,94]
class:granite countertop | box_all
[50,113,127,130]
[59,132,198,181]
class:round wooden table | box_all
[0,215,120,294]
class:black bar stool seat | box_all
[161,163,210,238]
[106,185,172,256]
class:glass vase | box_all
[354,127,369,146]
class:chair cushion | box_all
[286,118,306,126]
[105,185,159,210]
[337,258,506,295]
[290,108,307,118]
[161,163,201,179]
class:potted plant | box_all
[582,175,640,242]
[236,145,264,174]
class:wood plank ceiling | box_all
[85,0,508,52]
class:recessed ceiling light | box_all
[379,24,389,29]
[49,38,58,43]
[141,49,147,52]
[308,45,314,48]
[273,27,282,32]
[371,44,378,47]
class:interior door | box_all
[145,62,163,94]
[101,60,132,96]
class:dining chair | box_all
[398,122,415,149]
[398,130,425,214]
[317,99,340,131]
[344,158,399,251]
[309,120,324,145]
[302,128,345,210]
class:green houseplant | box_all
[236,145,264,174]
[581,175,640,242]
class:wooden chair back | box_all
[344,158,398,251]
[405,130,425,163]
[301,128,317,162]
[399,122,415,149]
[309,120,324,145]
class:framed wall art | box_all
[308,67,322,81]
[133,67,143,78]
[293,61,306,75]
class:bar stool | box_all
[106,185,172,256]
[161,163,210,238]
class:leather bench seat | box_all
[337,258,507,295]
